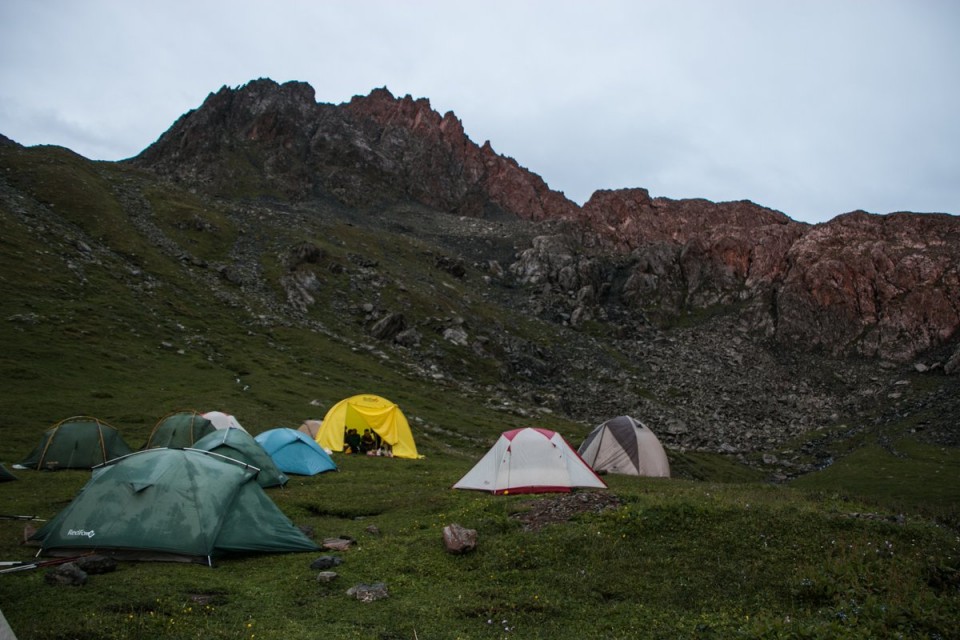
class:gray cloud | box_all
[1,0,957,223]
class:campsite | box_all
[2,397,959,638]
[1,88,958,638]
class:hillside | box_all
[0,80,958,638]
[3,80,957,468]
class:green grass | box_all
[791,440,960,529]
[1,461,957,639]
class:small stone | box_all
[442,523,477,555]
[322,537,355,551]
[75,555,117,575]
[346,582,389,602]
[309,555,343,570]
[316,571,338,583]
[44,562,87,586]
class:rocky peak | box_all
[128,78,960,362]
[345,87,579,221]
[133,79,579,221]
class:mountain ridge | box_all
[2,77,958,468]
[128,78,960,362]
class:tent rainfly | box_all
[143,410,216,449]
[0,464,16,482]
[453,427,607,494]
[202,411,248,432]
[29,448,318,564]
[316,394,419,459]
[19,416,134,470]
[298,420,322,440]
[192,427,288,488]
[255,428,337,476]
[578,415,671,478]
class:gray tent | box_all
[578,416,670,477]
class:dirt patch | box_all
[512,491,621,532]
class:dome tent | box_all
[578,415,670,478]
[19,416,134,470]
[192,427,288,488]
[316,394,418,459]
[29,448,318,565]
[255,428,337,476]
[453,427,607,494]
[298,420,322,439]
[143,410,216,449]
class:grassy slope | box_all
[2,462,956,639]
[0,145,957,639]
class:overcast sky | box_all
[1,1,957,224]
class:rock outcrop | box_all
[132,79,579,221]
[513,198,960,360]
[773,211,960,360]
[344,89,579,221]
[131,78,960,361]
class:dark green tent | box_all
[30,448,318,564]
[192,427,288,488]
[143,410,216,449]
[19,416,134,470]
[0,464,16,482]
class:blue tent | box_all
[255,428,337,476]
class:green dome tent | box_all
[19,416,134,470]
[30,448,318,565]
[192,426,288,488]
[143,410,217,449]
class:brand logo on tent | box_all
[67,528,95,538]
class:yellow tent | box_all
[316,394,419,459]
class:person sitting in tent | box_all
[344,428,362,454]
[360,429,375,453]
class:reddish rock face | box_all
[135,80,581,220]
[580,188,807,287]
[344,89,579,222]
[775,211,960,360]
[131,79,960,361]
[572,190,960,360]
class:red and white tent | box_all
[453,427,607,494]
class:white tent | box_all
[202,411,248,433]
[578,415,670,477]
[453,427,606,494]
